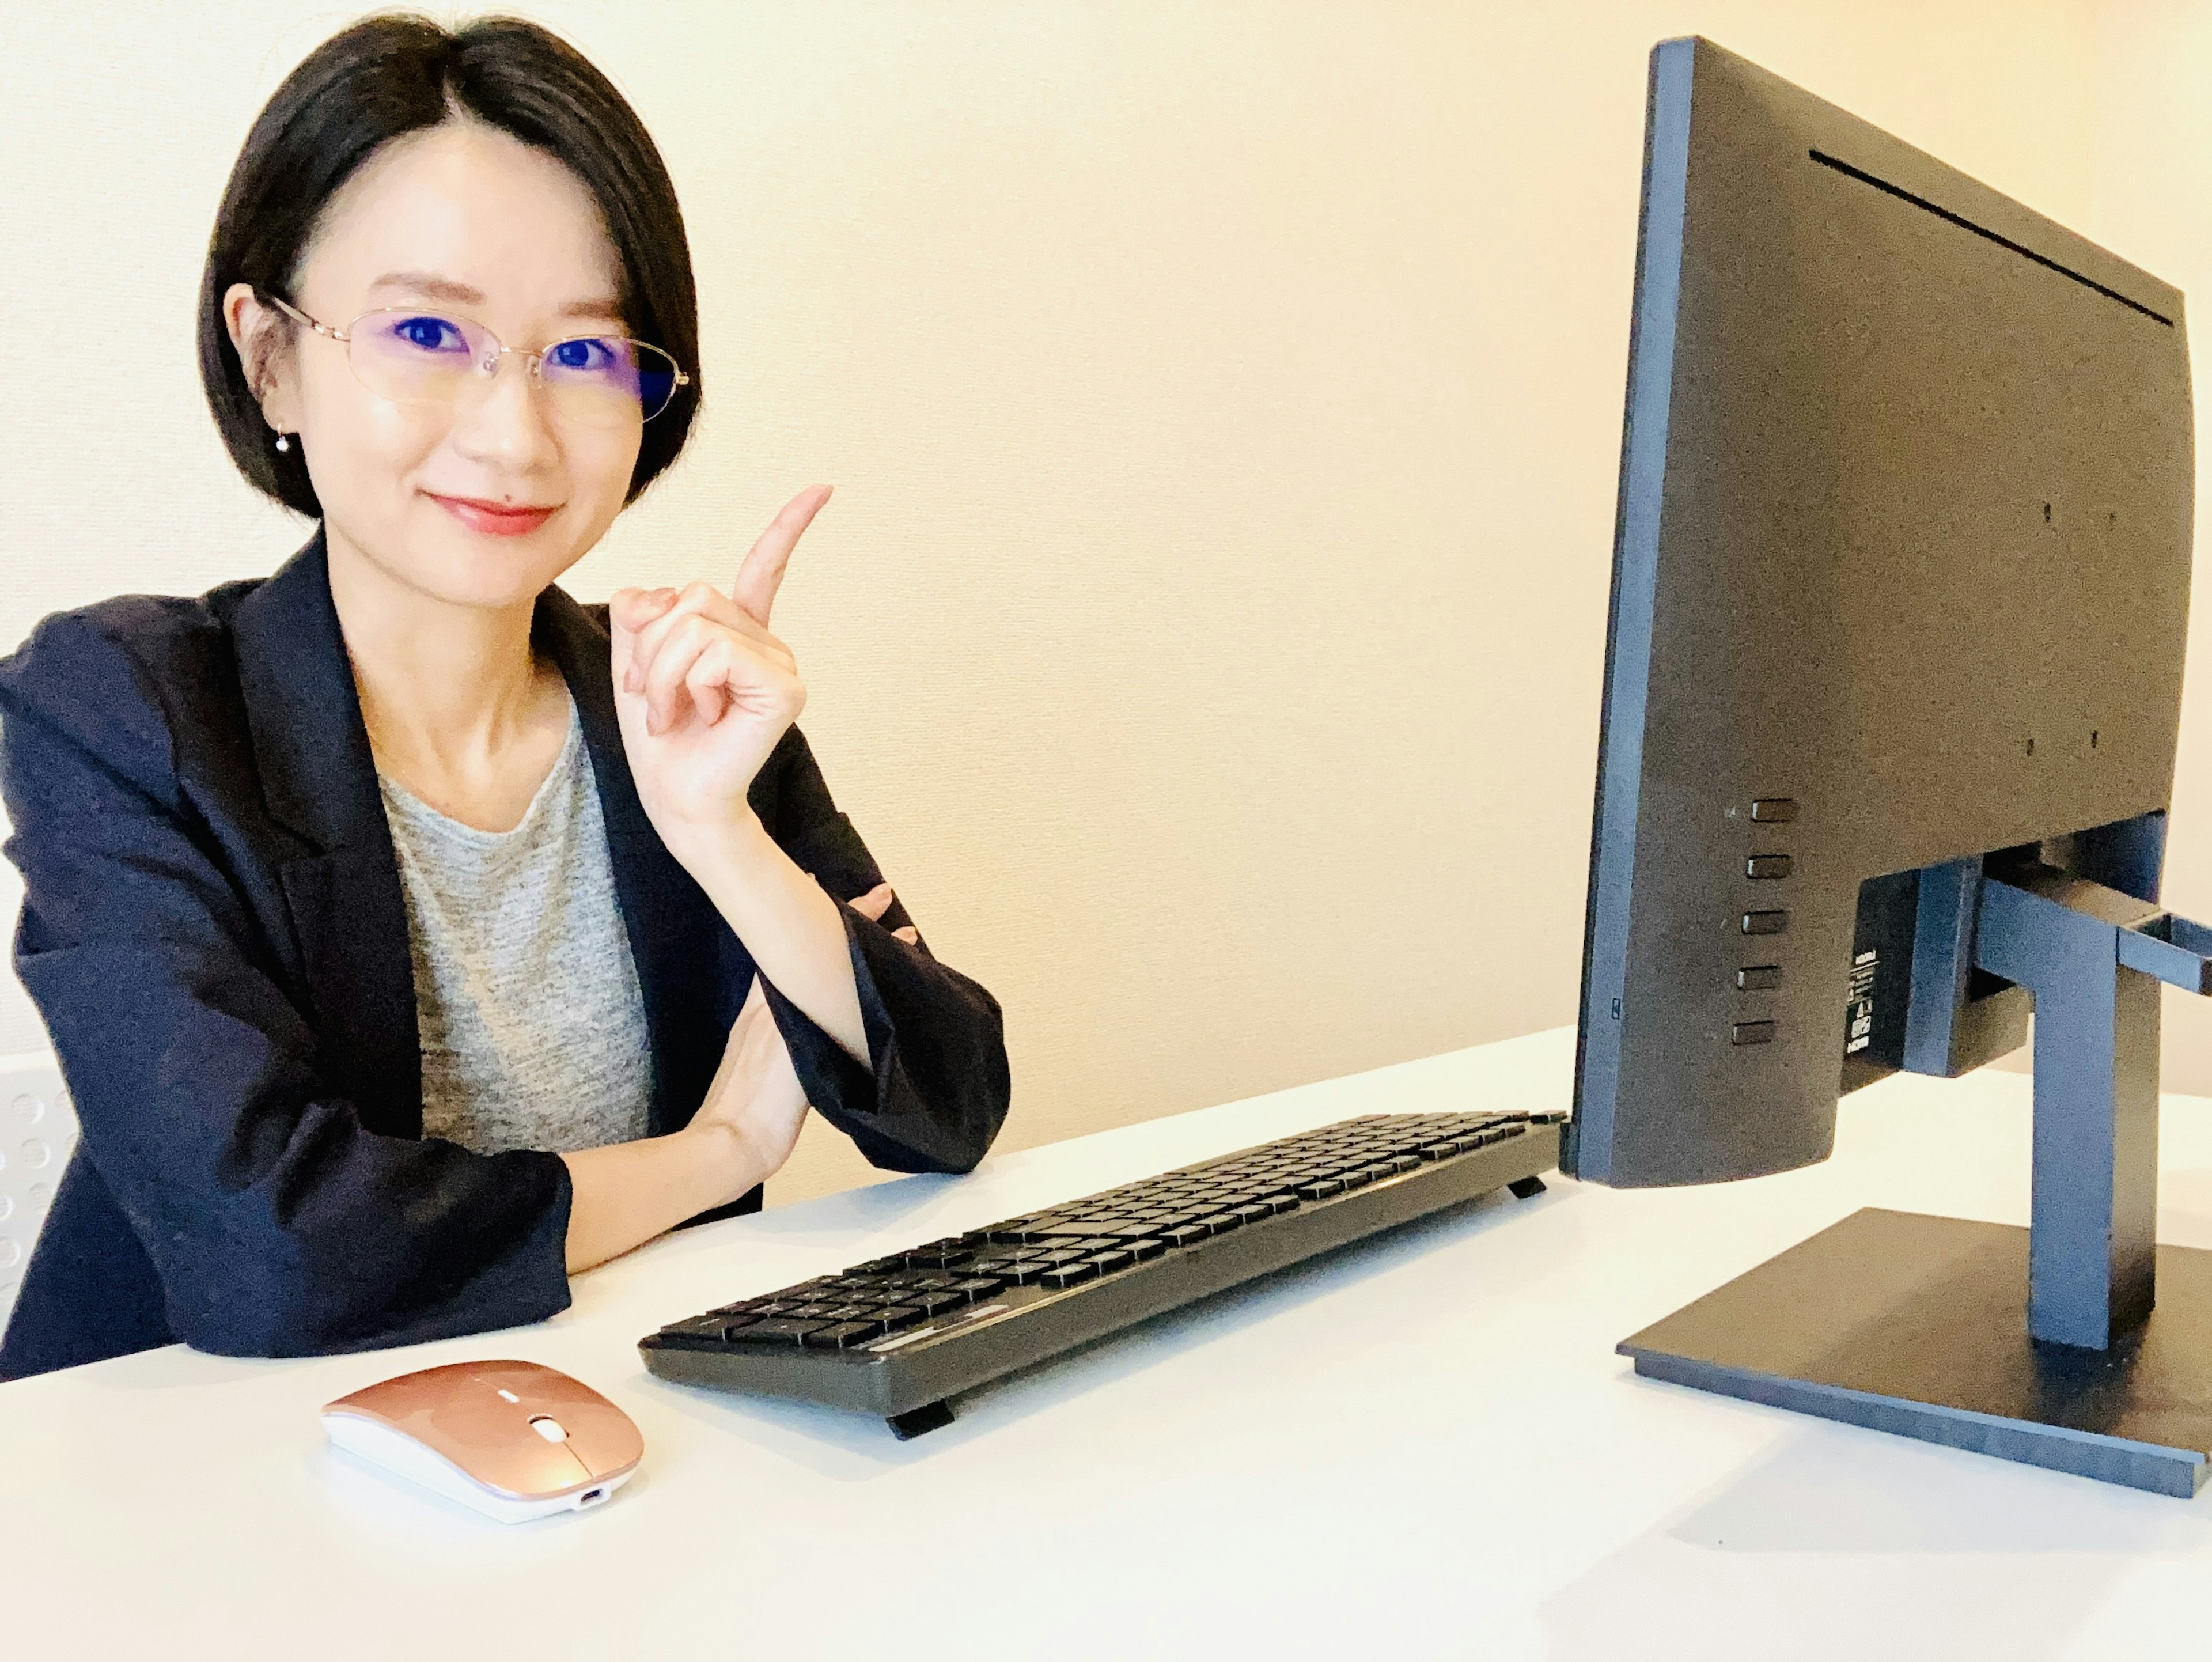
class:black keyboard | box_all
[639,1108,1562,1437]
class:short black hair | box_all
[199,13,700,517]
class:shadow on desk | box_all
[1540,1418,2212,1660]
[638,1176,1568,1482]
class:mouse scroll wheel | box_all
[527,1415,569,1444]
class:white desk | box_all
[7,1027,2212,1659]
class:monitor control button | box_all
[1745,855,1794,879]
[1749,798,1798,822]
[1731,1021,1777,1046]
[1737,966,1782,991]
[1740,910,1789,936]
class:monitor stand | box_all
[1618,865,2212,1496]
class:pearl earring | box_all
[274,433,291,453]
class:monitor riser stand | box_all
[1620,1207,2212,1496]
[1619,864,2212,1497]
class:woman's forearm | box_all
[664,808,871,1062]
[558,1123,761,1273]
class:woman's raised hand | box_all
[609,485,831,845]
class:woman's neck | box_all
[325,523,572,830]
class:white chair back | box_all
[0,1051,75,1335]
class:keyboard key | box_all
[802,1322,882,1349]
[910,1293,968,1318]
[903,1248,974,1269]
[874,1305,925,1330]
[1160,1225,1211,1248]
[1039,1260,1100,1289]
[662,1315,732,1339]
[1261,1194,1301,1215]
[1082,1248,1135,1274]
[1201,1212,1244,1233]
[949,1277,1006,1300]
[1125,1237,1168,1260]
[1295,1179,1344,1200]
[999,1260,1055,1284]
[727,1318,827,1344]
[1232,1204,1274,1227]
[1336,1169,1373,1190]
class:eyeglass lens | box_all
[346,311,682,423]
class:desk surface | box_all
[9,1028,2212,1659]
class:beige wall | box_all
[0,1,2188,1205]
[2087,2,2212,1091]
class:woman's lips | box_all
[427,493,558,537]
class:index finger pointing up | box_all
[733,484,833,628]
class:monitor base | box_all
[1619,1207,2212,1496]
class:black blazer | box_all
[0,533,1010,1380]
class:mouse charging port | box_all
[580,1489,605,1505]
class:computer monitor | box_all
[1567,37,2210,1495]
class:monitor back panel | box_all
[1571,37,2193,1187]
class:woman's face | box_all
[226,120,645,613]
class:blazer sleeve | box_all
[752,728,1012,1175]
[0,612,574,1359]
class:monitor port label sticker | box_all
[1846,949,1877,1054]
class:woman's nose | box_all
[448,351,560,468]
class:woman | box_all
[0,16,1009,1380]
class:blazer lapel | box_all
[533,589,740,1135]
[231,531,423,1138]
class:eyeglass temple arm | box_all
[257,291,347,343]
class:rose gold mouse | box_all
[322,1359,644,1523]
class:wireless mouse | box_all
[322,1358,644,1523]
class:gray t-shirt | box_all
[376,698,654,1156]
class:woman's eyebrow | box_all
[367,270,624,323]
